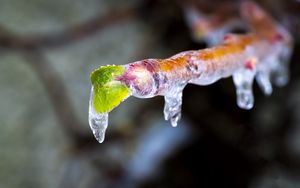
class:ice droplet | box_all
[236,88,254,109]
[163,90,183,127]
[273,64,289,87]
[256,71,273,96]
[233,70,255,110]
[89,87,109,143]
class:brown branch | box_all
[0,6,136,49]
[23,49,87,143]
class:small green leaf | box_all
[91,65,125,85]
[91,65,131,113]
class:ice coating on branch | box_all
[88,1,294,143]
[88,36,292,142]
[88,34,292,142]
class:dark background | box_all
[0,0,300,187]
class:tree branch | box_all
[0,6,136,49]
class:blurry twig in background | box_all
[0,6,136,49]
[23,49,85,142]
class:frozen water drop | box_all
[273,65,289,87]
[233,69,255,110]
[89,111,108,143]
[170,113,181,127]
[236,89,254,109]
[89,87,109,143]
[163,90,183,127]
[272,48,291,87]
[256,71,273,95]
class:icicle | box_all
[233,69,256,109]
[163,87,185,127]
[256,59,273,96]
[256,71,273,95]
[273,62,290,87]
[89,87,109,143]
[272,26,293,87]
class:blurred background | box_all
[0,0,300,187]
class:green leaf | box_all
[91,65,131,113]
[91,65,125,85]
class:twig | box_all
[0,6,136,49]
[23,49,86,142]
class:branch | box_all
[23,49,87,143]
[0,6,136,49]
